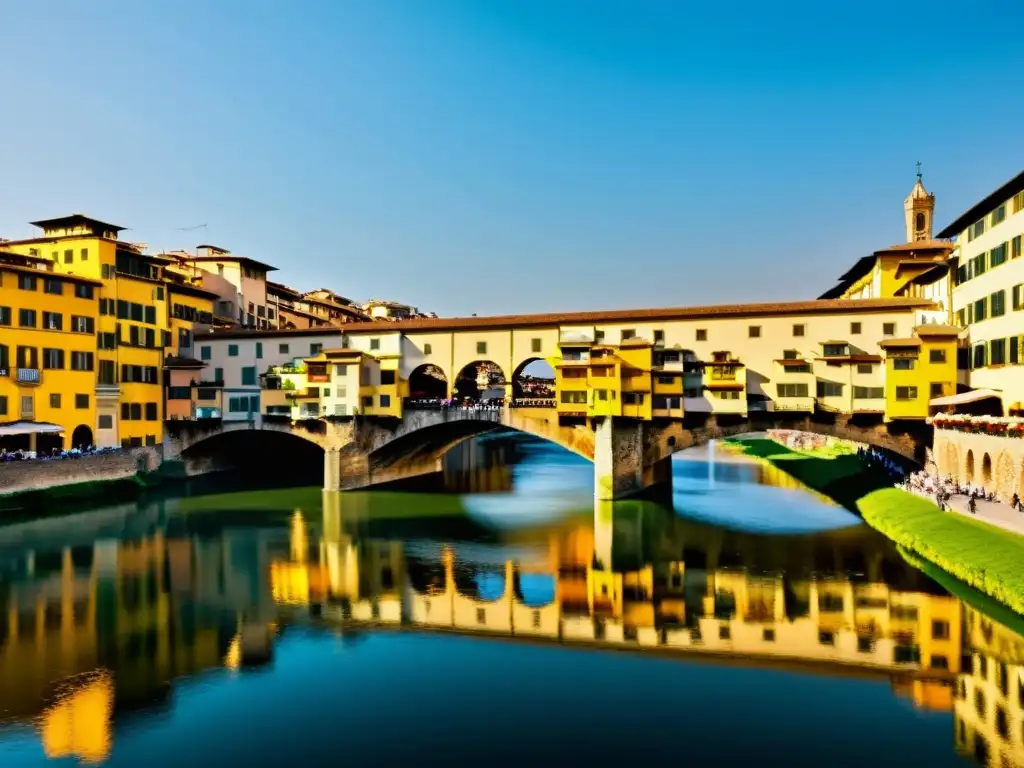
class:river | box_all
[0,436,1014,766]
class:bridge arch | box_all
[511,357,556,401]
[513,571,557,607]
[453,563,508,602]
[453,360,507,402]
[407,364,449,400]
[981,452,994,486]
[966,449,976,483]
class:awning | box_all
[0,421,64,437]
[929,389,1001,407]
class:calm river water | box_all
[0,437,1017,766]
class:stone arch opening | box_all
[406,555,447,595]
[942,442,959,482]
[407,364,448,400]
[982,453,993,486]
[453,360,507,403]
[995,452,1015,500]
[511,357,555,404]
[453,563,507,602]
[966,450,975,483]
[513,572,556,607]
[71,425,94,450]
[179,427,326,487]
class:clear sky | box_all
[1,0,1022,316]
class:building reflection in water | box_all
[0,451,1016,765]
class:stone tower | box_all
[905,164,935,242]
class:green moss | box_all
[0,472,157,519]
[859,487,1024,616]
[725,436,1024,616]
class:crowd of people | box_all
[403,397,556,410]
[897,468,1022,514]
[0,445,120,463]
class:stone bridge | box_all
[163,409,927,499]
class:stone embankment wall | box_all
[933,429,1024,502]
[0,449,161,496]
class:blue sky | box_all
[1,0,1021,315]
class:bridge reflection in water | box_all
[0,443,1013,766]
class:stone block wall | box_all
[0,448,161,496]
[933,429,1024,502]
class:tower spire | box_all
[916,160,922,182]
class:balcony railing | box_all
[929,415,1024,438]
[308,373,331,383]
[511,398,555,409]
[16,368,40,384]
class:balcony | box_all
[622,375,651,392]
[773,396,815,413]
[16,368,40,385]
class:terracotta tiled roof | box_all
[341,297,935,334]
[163,355,206,369]
[876,240,953,253]
[878,338,921,348]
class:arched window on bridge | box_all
[453,361,507,403]
[407,364,448,402]
[511,357,555,408]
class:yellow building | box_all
[3,215,171,447]
[880,325,960,420]
[0,250,102,451]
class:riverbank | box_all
[0,471,164,520]
[726,438,1024,616]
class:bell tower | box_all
[905,162,935,242]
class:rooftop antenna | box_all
[916,161,922,182]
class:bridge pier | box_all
[593,418,669,500]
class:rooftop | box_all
[937,168,1024,239]
[29,213,126,233]
[340,297,935,334]
[189,254,278,272]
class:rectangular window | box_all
[853,386,884,399]
[696,329,707,341]
[380,394,391,407]
[991,290,1006,317]
[1013,236,1022,259]
[42,311,63,330]
[653,329,664,345]
[850,322,861,335]
[143,305,156,324]
[369,338,380,351]
[18,309,36,328]
[531,338,542,353]
[883,323,896,336]
[44,278,63,295]
[971,219,986,240]
[381,370,396,385]
[145,403,158,421]
[423,343,432,355]
[956,264,969,285]
[992,205,1007,226]
[777,383,809,398]
[62,249,72,264]
[929,349,946,363]
[1012,338,1021,366]
[929,382,945,398]
[168,386,191,400]
[97,414,112,429]
[130,303,143,321]
[621,329,636,341]
[228,344,239,357]
[856,363,873,374]
[974,297,987,322]
[241,367,257,386]
[748,326,761,338]
[476,341,487,354]
[973,252,987,276]
[0,396,8,416]
[129,326,139,346]
[335,364,348,376]
[783,350,798,360]
[991,338,1007,365]
[42,348,64,369]
[144,328,155,348]
[311,343,322,354]
[74,393,89,410]
[214,367,223,382]
[71,315,94,333]
[973,344,987,369]
[1015,191,1024,214]
[50,393,62,408]
[71,352,94,371]
[560,391,587,404]
[895,386,918,401]
[893,357,915,370]
[991,243,1008,267]
[362,396,373,408]
[816,381,843,397]
[793,324,805,336]
[822,344,847,357]
[594,330,605,342]
[0,306,9,326]
[18,274,37,291]
[278,343,289,354]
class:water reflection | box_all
[0,437,1013,765]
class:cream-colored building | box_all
[939,169,1024,413]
